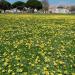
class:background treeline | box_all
[0,0,75,13]
[0,0,49,13]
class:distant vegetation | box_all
[0,0,75,14]
[0,0,11,12]
[0,0,43,13]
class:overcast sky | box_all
[7,0,75,5]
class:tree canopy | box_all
[0,0,11,12]
[0,0,43,13]
[26,0,42,10]
[42,0,49,11]
[12,1,25,10]
[69,6,75,11]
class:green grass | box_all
[0,14,75,75]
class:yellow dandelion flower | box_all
[20,39,23,44]
[12,72,15,75]
[57,69,62,73]
[8,65,11,68]
[15,55,20,60]
[73,64,75,67]
[11,52,14,56]
[2,58,4,62]
[72,73,75,75]
[14,45,18,48]
[45,70,49,75]
[2,69,6,73]
[58,74,62,75]
[8,69,12,73]
[63,65,66,69]
[0,67,2,70]
[4,62,8,66]
[17,63,20,66]
[20,64,24,67]
[64,70,68,74]
[35,56,39,64]
[53,61,57,66]
[5,58,9,62]
[33,73,38,75]
[45,56,50,62]
[59,61,64,65]
[23,72,28,75]
[31,63,35,67]
[17,68,23,72]
[40,43,44,48]
[50,73,54,75]
[61,45,65,49]
[3,52,7,56]
[43,67,47,71]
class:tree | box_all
[0,0,11,13]
[12,1,25,11]
[69,6,75,13]
[25,0,42,12]
[57,6,64,9]
[42,0,49,13]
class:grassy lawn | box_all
[0,14,75,75]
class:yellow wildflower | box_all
[50,73,54,75]
[72,73,75,75]
[58,74,62,75]
[4,62,8,66]
[8,69,12,73]
[23,72,28,75]
[31,63,35,67]
[12,72,15,75]
[17,68,23,72]
[2,69,6,73]
[45,70,49,75]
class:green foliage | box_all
[26,0,42,10]
[0,14,75,75]
[0,0,11,12]
[12,1,25,10]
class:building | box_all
[49,6,70,14]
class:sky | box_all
[7,0,75,5]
